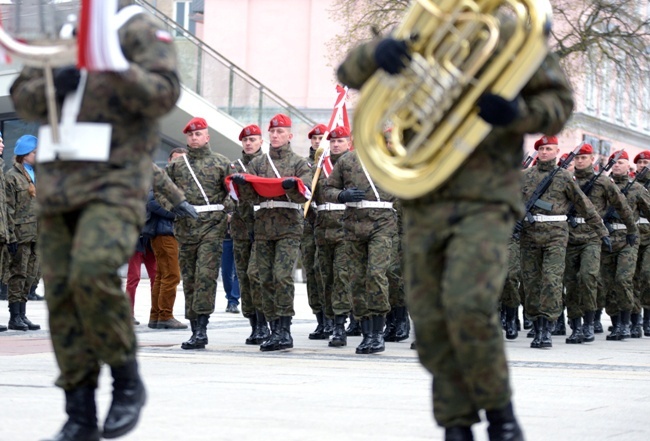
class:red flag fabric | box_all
[320,85,351,177]
[225,174,311,201]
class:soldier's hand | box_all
[477,93,520,126]
[337,188,365,203]
[53,65,81,99]
[281,178,297,190]
[173,201,199,220]
[7,242,17,256]
[374,37,411,75]
[601,236,613,253]
[231,174,247,185]
[626,234,638,247]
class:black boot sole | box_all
[328,340,347,347]
[8,324,28,331]
[505,332,518,340]
[308,334,329,340]
[181,342,206,349]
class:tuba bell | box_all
[352,0,553,199]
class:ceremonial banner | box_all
[225,174,312,201]
[77,0,130,71]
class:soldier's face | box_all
[242,135,262,154]
[537,144,558,162]
[311,134,324,149]
[612,159,630,176]
[24,150,37,166]
[269,127,292,148]
[574,154,593,170]
[330,137,351,154]
[637,159,650,169]
[185,129,209,148]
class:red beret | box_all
[534,135,558,150]
[239,124,262,141]
[268,114,292,130]
[183,117,208,134]
[634,150,650,164]
[610,150,629,162]
[327,126,351,140]
[308,124,328,139]
[576,143,593,155]
[558,153,569,165]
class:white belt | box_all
[610,223,627,230]
[317,203,346,211]
[259,201,301,210]
[638,217,649,224]
[573,217,586,224]
[254,205,260,212]
[346,201,394,209]
[525,215,567,222]
[193,204,224,213]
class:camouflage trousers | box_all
[599,243,638,316]
[343,234,392,319]
[7,241,39,303]
[633,241,650,310]
[500,237,523,309]
[234,238,261,317]
[387,232,406,308]
[302,223,323,314]
[403,201,512,428]
[256,238,300,320]
[40,204,138,391]
[178,227,225,320]
[563,240,601,319]
[2,244,10,285]
[317,240,350,318]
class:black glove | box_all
[626,234,638,247]
[173,201,199,220]
[477,93,520,126]
[601,236,613,253]
[231,174,247,185]
[7,242,17,256]
[282,178,297,190]
[53,65,81,99]
[337,188,365,203]
[373,37,411,75]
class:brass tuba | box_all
[353,0,553,199]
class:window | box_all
[174,1,196,36]
[599,59,610,118]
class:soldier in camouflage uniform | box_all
[564,144,636,344]
[167,117,231,350]
[599,150,650,341]
[521,136,608,349]
[232,114,312,352]
[0,133,9,331]
[631,151,650,337]
[5,135,40,332]
[500,236,524,339]
[228,124,269,345]
[337,13,573,439]
[322,133,397,355]
[312,129,353,347]
[10,2,180,438]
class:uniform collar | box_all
[187,144,211,158]
[574,165,594,179]
[537,158,557,172]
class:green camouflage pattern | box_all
[256,238,301,320]
[228,149,263,241]
[500,236,523,309]
[0,158,10,244]
[234,239,261,317]
[634,175,650,309]
[153,163,185,207]
[5,164,38,243]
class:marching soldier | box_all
[632,150,650,337]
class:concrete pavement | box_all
[1,280,650,441]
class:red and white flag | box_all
[77,0,130,71]
[0,10,13,64]
[225,174,312,202]
[320,84,350,177]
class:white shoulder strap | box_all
[182,154,211,205]
[114,5,145,30]
[358,157,381,202]
[265,152,282,178]
[237,159,247,173]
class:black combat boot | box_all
[181,319,203,350]
[383,308,397,342]
[551,311,566,335]
[27,284,44,301]
[500,306,507,330]
[194,314,209,347]
[394,306,410,341]
[260,319,281,351]
[485,401,524,441]
[323,314,334,336]
[605,313,621,340]
[102,359,146,439]
[522,310,533,330]
[308,311,328,340]
[505,306,518,340]
[619,310,631,339]
[276,316,293,350]
[44,386,100,441]
[565,317,583,344]
[530,318,542,348]
[355,318,373,354]
[20,302,40,330]
[630,313,642,338]
[593,309,604,333]
[540,318,552,348]
[245,314,258,345]
[445,426,474,440]
[8,302,28,331]
[346,314,362,336]
[582,311,595,343]
[253,311,271,344]
[328,315,347,347]
[0,283,7,301]
[644,308,650,337]
[369,315,386,353]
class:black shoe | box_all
[566,317,583,344]
[245,314,258,345]
[323,314,334,336]
[500,306,507,330]
[8,302,28,331]
[261,317,293,351]
[393,306,410,342]
[486,402,524,441]
[250,311,271,344]
[505,307,518,340]
[522,312,533,330]
[593,309,604,333]
[19,302,40,330]
[308,311,328,340]
[194,315,209,346]
[526,327,535,338]
[355,318,373,354]
[619,310,631,340]
[44,386,100,441]
[102,359,146,439]
[530,318,542,348]
[551,311,566,335]
[27,291,44,301]
[328,315,347,347]
[643,308,650,337]
[225,303,240,314]
[630,313,642,338]
[369,315,386,353]
[606,313,622,341]
[445,426,474,441]
[383,308,397,342]
[346,314,361,336]
[582,311,595,343]
[260,319,281,351]
[540,317,552,348]
[181,319,204,349]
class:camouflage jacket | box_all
[237,143,312,241]
[568,165,637,245]
[337,19,574,216]
[166,144,231,244]
[609,173,650,249]
[303,152,317,230]
[9,10,180,227]
[152,163,185,208]
[635,174,650,246]
[322,150,397,241]
[5,164,38,243]
[0,159,10,244]
[314,152,347,245]
[228,148,263,241]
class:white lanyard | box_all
[182,154,211,205]
[237,159,247,173]
[265,152,282,178]
[359,157,381,202]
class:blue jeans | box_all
[222,239,240,306]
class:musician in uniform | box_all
[337,12,574,441]
[631,151,650,337]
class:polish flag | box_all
[77,0,130,71]
[225,174,311,201]
[320,84,351,177]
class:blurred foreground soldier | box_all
[632,151,650,337]
[10,2,181,439]
[0,132,8,331]
[337,12,574,441]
